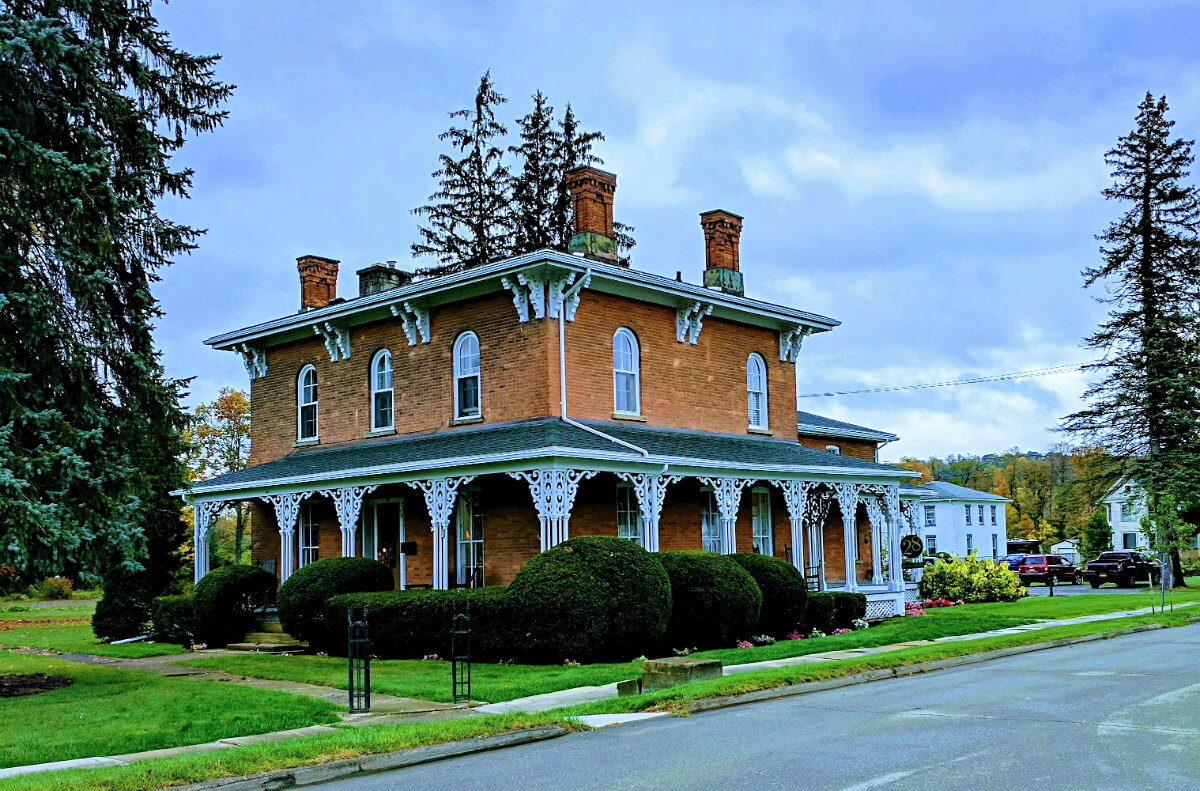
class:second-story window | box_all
[990,505,997,525]
[613,328,640,415]
[371,350,394,431]
[964,504,972,525]
[747,353,767,430]
[453,332,481,420]
[297,365,318,441]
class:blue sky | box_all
[154,0,1200,461]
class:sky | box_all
[152,0,1200,462]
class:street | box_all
[323,623,1200,791]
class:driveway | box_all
[320,623,1200,791]
[1022,580,1159,596]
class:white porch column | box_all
[408,476,475,590]
[773,480,817,573]
[263,492,305,583]
[320,485,378,556]
[193,500,220,583]
[616,472,681,552]
[700,477,751,554]
[833,482,861,592]
[511,469,596,550]
[862,496,886,586]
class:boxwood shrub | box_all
[192,565,276,646]
[802,592,836,632]
[730,553,808,636]
[830,591,867,627]
[151,594,196,645]
[325,587,512,660]
[506,536,672,663]
[277,556,394,644]
[656,551,761,650]
[93,567,156,641]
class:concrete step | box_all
[225,642,300,653]
[242,632,299,645]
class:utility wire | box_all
[797,363,1084,398]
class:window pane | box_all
[615,372,637,413]
[458,375,480,417]
[373,391,393,429]
[752,490,772,555]
[617,486,641,545]
[701,492,721,552]
[300,404,317,439]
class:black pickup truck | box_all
[1084,551,1161,588]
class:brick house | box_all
[187,167,925,617]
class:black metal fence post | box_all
[451,597,471,704]
[347,607,371,713]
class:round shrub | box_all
[830,592,867,627]
[802,592,835,633]
[656,551,761,651]
[919,555,1024,603]
[277,557,394,645]
[506,536,672,663]
[151,594,196,645]
[730,553,808,636]
[192,565,276,646]
[93,567,156,641]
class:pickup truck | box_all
[1084,551,1161,588]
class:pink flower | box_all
[736,640,753,649]
[832,628,851,635]
[785,631,803,641]
[422,653,441,661]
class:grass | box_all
[0,651,339,769]
[178,653,641,703]
[0,623,185,658]
[0,603,96,621]
[0,713,577,791]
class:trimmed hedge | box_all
[656,551,761,650]
[151,594,196,645]
[802,592,836,632]
[326,588,512,660]
[830,591,867,627]
[730,553,808,636]
[193,565,276,646]
[278,557,394,645]
[93,567,155,641]
[506,536,672,663]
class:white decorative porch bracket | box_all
[407,476,475,591]
[262,492,305,583]
[699,477,752,554]
[899,499,920,536]
[804,489,834,589]
[320,485,379,556]
[675,302,713,344]
[861,496,886,587]
[512,469,597,550]
[772,480,819,573]
[832,482,862,592]
[388,302,430,345]
[616,472,681,552]
[193,500,222,583]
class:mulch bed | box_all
[0,618,91,632]
[0,673,75,697]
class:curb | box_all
[174,725,569,791]
[684,616,1200,714]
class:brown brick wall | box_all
[798,435,878,462]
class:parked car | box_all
[1018,554,1083,586]
[999,553,1030,571]
[1084,551,1161,588]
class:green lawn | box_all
[0,622,185,658]
[0,603,96,621]
[178,653,641,703]
[0,651,339,769]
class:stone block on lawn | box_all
[616,678,643,697]
[641,657,722,692]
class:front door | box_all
[361,499,405,589]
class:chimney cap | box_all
[565,165,618,184]
[297,254,341,265]
[700,209,744,222]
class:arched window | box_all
[612,328,640,415]
[370,349,394,431]
[297,365,318,441]
[453,332,481,420]
[746,353,767,429]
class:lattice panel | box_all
[865,600,895,620]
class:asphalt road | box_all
[324,623,1200,791]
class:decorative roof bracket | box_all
[236,343,267,380]
[548,270,590,321]
[313,321,351,362]
[778,325,811,363]
[676,301,713,345]
[389,301,430,345]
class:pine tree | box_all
[0,2,230,592]
[412,72,512,275]
[509,91,562,255]
[1063,93,1200,585]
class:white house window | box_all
[297,365,318,441]
[966,534,974,554]
[701,489,722,553]
[1122,532,1138,549]
[746,353,768,430]
[751,488,772,555]
[616,484,642,546]
[925,534,937,555]
[370,349,394,431]
[990,505,997,525]
[991,534,999,560]
[924,506,936,527]
[825,444,841,455]
[1120,501,1134,522]
[455,491,484,588]
[453,332,481,420]
[978,505,984,524]
[298,505,319,568]
[613,328,640,415]
[964,504,972,525]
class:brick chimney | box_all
[566,166,619,263]
[297,255,339,310]
[700,210,744,296]
[356,262,412,297]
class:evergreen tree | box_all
[0,2,230,591]
[509,91,562,255]
[1063,93,1200,585]
[1080,509,1113,562]
[552,104,636,261]
[412,72,512,275]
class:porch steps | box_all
[227,632,302,653]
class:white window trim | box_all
[297,364,318,442]
[370,349,395,432]
[825,444,840,455]
[612,327,641,416]
[964,504,972,525]
[751,486,773,555]
[453,332,481,420]
[298,504,319,568]
[700,487,722,553]
[616,483,642,546]
[746,353,768,430]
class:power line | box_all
[797,363,1085,398]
